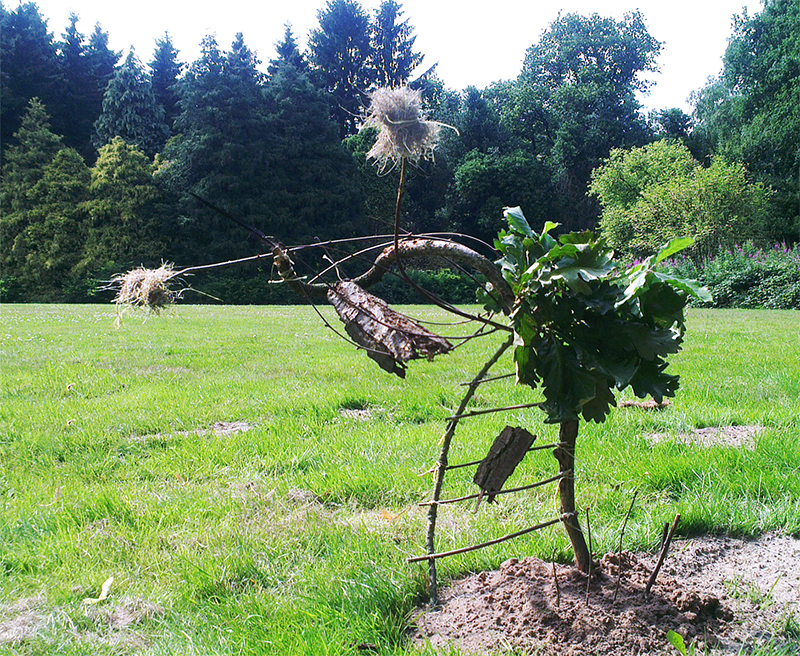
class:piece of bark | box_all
[473,425,536,508]
[327,281,452,378]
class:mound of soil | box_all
[411,534,800,655]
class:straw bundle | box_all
[364,87,441,168]
[112,264,179,311]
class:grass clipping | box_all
[112,264,181,313]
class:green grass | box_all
[0,305,798,655]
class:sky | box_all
[26,0,761,113]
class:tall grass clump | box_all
[661,242,800,309]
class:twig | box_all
[446,402,543,421]
[419,471,568,506]
[645,513,681,597]
[458,373,515,386]
[585,506,593,605]
[408,514,570,563]
[613,489,639,603]
[552,549,561,608]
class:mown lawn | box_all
[1,304,798,655]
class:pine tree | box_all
[262,60,365,243]
[369,0,422,88]
[0,99,63,214]
[55,14,120,161]
[268,24,307,76]
[159,34,273,264]
[308,0,373,138]
[149,33,184,132]
[0,100,91,301]
[80,137,169,275]
[0,2,63,155]
[94,50,169,158]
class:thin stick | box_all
[172,252,274,276]
[645,513,681,597]
[458,373,515,386]
[408,514,570,563]
[419,471,568,507]
[613,489,639,603]
[446,402,543,421]
[552,549,561,608]
[585,506,593,604]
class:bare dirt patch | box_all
[411,533,800,655]
[647,425,764,450]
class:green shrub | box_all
[661,242,800,309]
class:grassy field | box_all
[0,304,798,655]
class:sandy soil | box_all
[411,533,800,655]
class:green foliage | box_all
[661,242,800,310]
[370,0,423,89]
[0,2,62,154]
[590,140,772,260]
[0,98,63,214]
[308,0,373,138]
[488,207,708,424]
[94,50,169,158]
[80,137,170,278]
[449,149,554,243]
[692,0,799,241]
[1,103,171,302]
[2,147,91,301]
[55,14,120,162]
[501,11,659,231]
[148,32,184,133]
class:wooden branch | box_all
[554,420,592,574]
[407,514,571,563]
[418,471,567,507]
[271,238,514,314]
[352,238,515,312]
[645,513,681,597]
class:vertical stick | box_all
[424,335,513,605]
[553,420,592,574]
[613,489,639,603]
[585,506,593,604]
[645,513,681,597]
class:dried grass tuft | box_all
[111,264,181,312]
[363,87,442,168]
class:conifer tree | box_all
[0,2,62,155]
[308,0,373,138]
[267,24,307,76]
[56,14,119,161]
[94,50,169,158]
[149,33,184,132]
[370,0,422,88]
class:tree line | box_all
[1,0,797,303]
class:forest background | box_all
[1,0,798,305]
